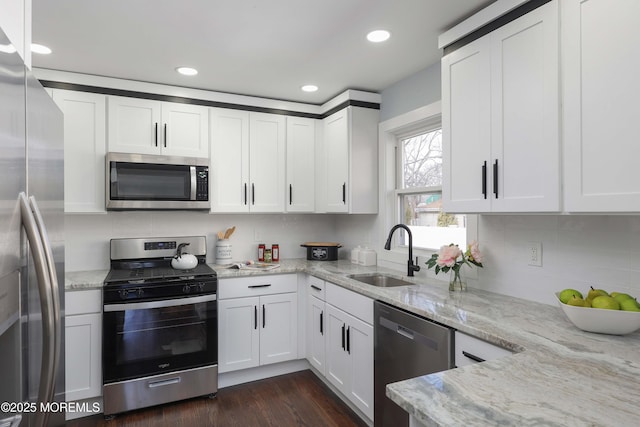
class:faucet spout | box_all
[384,224,421,277]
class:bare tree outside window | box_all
[398,128,465,249]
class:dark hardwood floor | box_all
[67,370,368,427]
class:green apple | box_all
[591,295,620,310]
[620,299,640,312]
[559,288,583,304]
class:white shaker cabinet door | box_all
[490,0,560,212]
[161,102,209,158]
[286,116,316,212]
[52,89,106,213]
[249,112,286,212]
[442,36,492,213]
[259,292,298,366]
[306,295,326,375]
[563,0,640,211]
[323,109,349,213]
[65,313,102,401]
[210,108,250,213]
[107,96,161,155]
[218,297,260,373]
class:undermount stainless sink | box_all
[348,273,415,288]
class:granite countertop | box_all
[65,259,640,425]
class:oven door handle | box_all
[104,293,217,312]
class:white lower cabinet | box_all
[454,331,512,368]
[306,276,326,375]
[218,275,298,373]
[324,282,374,421]
[65,289,102,401]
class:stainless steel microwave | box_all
[106,152,210,210]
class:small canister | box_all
[358,247,377,266]
[351,245,361,264]
[216,239,232,263]
[258,244,265,262]
[272,244,280,262]
[264,248,272,263]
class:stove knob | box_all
[198,282,205,291]
[137,288,144,297]
[182,284,192,294]
[118,289,129,299]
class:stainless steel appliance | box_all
[102,236,218,417]
[0,27,65,427]
[374,301,453,427]
[106,152,210,210]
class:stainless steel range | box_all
[102,236,218,417]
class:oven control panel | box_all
[104,278,217,304]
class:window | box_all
[396,126,466,250]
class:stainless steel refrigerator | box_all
[0,27,65,427]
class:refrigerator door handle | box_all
[19,193,55,427]
[29,195,61,397]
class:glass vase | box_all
[449,269,466,292]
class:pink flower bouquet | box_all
[426,241,484,290]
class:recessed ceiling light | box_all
[366,30,391,43]
[31,43,52,54]
[176,67,198,76]
[301,85,318,93]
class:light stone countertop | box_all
[65,259,640,425]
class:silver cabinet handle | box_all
[19,193,55,427]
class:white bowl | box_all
[555,293,640,335]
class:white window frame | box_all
[377,101,478,273]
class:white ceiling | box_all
[32,0,495,104]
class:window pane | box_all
[401,129,442,188]
[400,193,466,250]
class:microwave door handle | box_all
[19,193,55,427]
[190,166,197,200]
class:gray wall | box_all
[379,62,441,121]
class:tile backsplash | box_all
[64,212,339,271]
[478,215,640,305]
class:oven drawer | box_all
[218,274,297,299]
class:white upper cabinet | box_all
[319,106,378,214]
[442,1,560,213]
[210,108,285,213]
[249,112,286,212]
[210,108,250,212]
[51,89,106,213]
[562,0,640,212]
[286,116,316,212]
[107,95,208,158]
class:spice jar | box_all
[272,244,279,262]
[258,243,265,262]
[264,248,272,263]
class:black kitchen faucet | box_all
[384,224,420,277]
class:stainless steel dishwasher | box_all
[374,301,453,427]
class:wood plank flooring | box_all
[67,370,368,427]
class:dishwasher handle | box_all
[379,316,440,351]
[396,325,414,340]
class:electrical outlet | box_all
[254,229,262,242]
[527,242,542,267]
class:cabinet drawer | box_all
[218,274,297,299]
[455,331,512,368]
[65,289,102,316]
[307,276,325,300]
[325,282,372,325]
